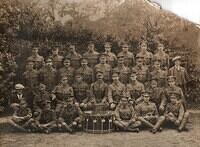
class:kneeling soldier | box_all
[114,97,141,132]
[9,100,33,132]
[57,98,83,133]
[135,92,165,133]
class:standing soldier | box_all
[108,73,126,110]
[114,97,141,132]
[132,57,149,85]
[76,58,94,85]
[59,58,74,85]
[90,71,108,105]
[103,42,117,67]
[160,76,186,113]
[149,60,167,88]
[135,92,165,133]
[94,53,112,84]
[117,42,135,67]
[137,41,153,67]
[23,61,39,89]
[72,73,92,110]
[49,45,64,69]
[27,45,44,70]
[66,44,82,69]
[83,41,99,68]
[52,76,74,117]
[154,42,169,70]
[126,70,145,105]
[169,56,189,94]
[39,58,57,92]
[113,55,131,85]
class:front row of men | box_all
[9,71,190,134]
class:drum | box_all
[83,111,114,134]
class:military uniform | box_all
[59,66,74,85]
[49,54,64,69]
[154,51,169,70]
[66,52,82,69]
[127,80,145,103]
[76,66,94,85]
[72,76,92,110]
[149,68,167,88]
[58,102,83,132]
[104,42,117,67]
[94,63,112,84]
[83,51,99,68]
[114,98,141,132]
[108,78,126,110]
[90,79,108,104]
[117,51,135,67]
[132,65,149,84]
[39,61,57,91]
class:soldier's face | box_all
[88,44,94,51]
[136,60,143,66]
[64,61,70,67]
[81,60,88,66]
[52,48,58,55]
[122,46,129,52]
[118,58,124,64]
[32,48,38,54]
[100,57,106,63]
[105,46,111,52]
[46,62,52,67]
[62,78,68,85]
[175,60,181,66]
[69,45,75,52]
[151,81,158,88]
[97,74,103,80]
[39,85,46,92]
[143,95,150,103]
[168,81,175,87]
[158,44,164,50]
[170,97,177,104]
[130,75,137,81]
[112,76,119,82]
[154,62,160,69]
[141,43,147,50]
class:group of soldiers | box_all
[9,40,190,134]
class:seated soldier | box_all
[108,72,126,110]
[33,83,52,114]
[157,93,190,132]
[72,73,93,111]
[57,98,83,133]
[114,97,141,132]
[33,101,57,134]
[135,92,165,133]
[90,71,109,106]
[52,76,74,118]
[9,100,33,132]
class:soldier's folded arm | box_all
[178,104,185,122]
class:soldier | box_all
[59,58,74,85]
[90,71,108,105]
[126,70,145,105]
[108,73,126,110]
[162,93,190,132]
[49,46,64,69]
[153,42,169,70]
[33,83,52,114]
[83,41,99,68]
[27,45,44,70]
[52,76,74,117]
[94,53,112,83]
[160,76,186,113]
[9,100,33,132]
[103,42,117,67]
[169,56,189,94]
[117,42,135,67]
[66,44,82,69]
[57,98,83,133]
[76,58,94,85]
[137,41,153,67]
[39,58,57,92]
[33,100,57,134]
[135,92,165,133]
[113,55,131,85]
[72,73,92,111]
[114,97,141,132]
[23,61,39,89]
[149,60,167,88]
[132,57,149,85]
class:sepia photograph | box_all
[0,0,200,146]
